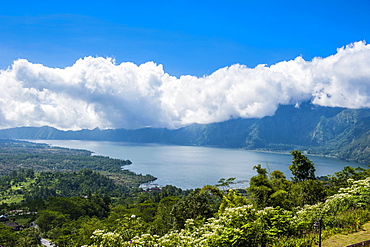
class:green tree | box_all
[328,166,367,193]
[133,201,157,223]
[16,227,41,247]
[248,164,273,208]
[216,177,236,190]
[290,179,326,206]
[289,150,316,181]
[75,217,105,246]
[270,170,290,191]
[269,170,292,209]
[218,189,249,214]
[0,224,17,246]
[201,185,248,214]
[46,197,86,220]
[107,214,149,242]
[152,196,180,235]
[171,190,217,229]
[36,210,69,232]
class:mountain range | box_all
[1,102,370,164]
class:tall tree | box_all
[248,164,273,208]
[289,150,316,182]
[290,179,327,206]
[171,190,217,229]
[216,177,236,190]
[0,224,16,246]
[200,185,248,214]
[152,196,180,235]
[269,170,292,209]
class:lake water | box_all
[28,140,366,190]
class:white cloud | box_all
[1,41,370,130]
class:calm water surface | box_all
[29,140,366,189]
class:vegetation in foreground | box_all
[1,140,370,246]
[321,221,370,247]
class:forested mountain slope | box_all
[1,103,370,164]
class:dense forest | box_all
[0,139,155,186]
[1,140,370,246]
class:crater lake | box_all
[28,140,365,190]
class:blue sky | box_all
[1,0,370,77]
[1,0,370,130]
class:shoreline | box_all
[246,148,340,160]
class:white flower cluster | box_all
[84,178,370,246]
[296,177,370,226]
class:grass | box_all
[318,222,370,247]
[1,194,23,204]
[0,178,36,204]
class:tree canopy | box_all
[289,150,316,181]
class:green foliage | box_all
[152,196,180,235]
[289,150,316,181]
[248,158,326,210]
[15,227,41,247]
[0,140,155,187]
[270,170,290,190]
[248,164,274,208]
[201,185,249,214]
[5,144,370,246]
[215,177,236,190]
[127,202,157,223]
[327,166,369,194]
[76,217,106,246]
[24,169,126,200]
[87,215,149,247]
[0,168,134,204]
[290,179,327,206]
[82,174,370,246]
[218,189,249,214]
[171,190,218,229]
[36,209,69,232]
[0,224,17,247]
[84,206,309,247]
[270,235,315,247]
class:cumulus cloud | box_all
[1,41,370,130]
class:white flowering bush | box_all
[338,177,370,206]
[84,229,126,247]
[84,205,311,247]
[295,177,370,233]
[83,177,370,247]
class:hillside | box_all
[1,103,370,164]
[2,143,370,246]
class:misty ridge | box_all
[2,101,370,165]
[0,41,369,132]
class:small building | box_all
[0,215,8,222]
[3,222,21,231]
